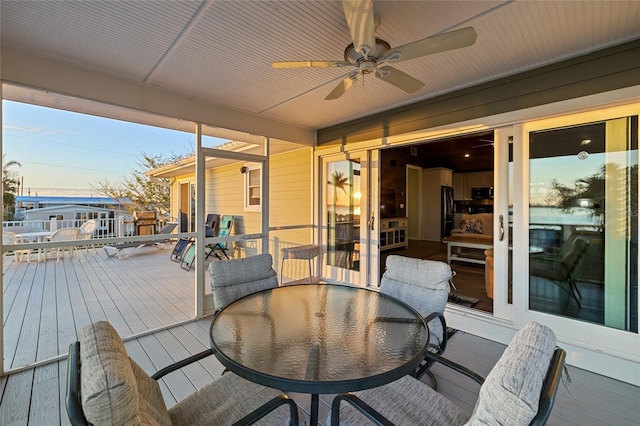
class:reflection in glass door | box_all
[327,159,361,272]
[528,116,638,332]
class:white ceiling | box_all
[2,0,640,131]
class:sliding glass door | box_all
[516,105,638,361]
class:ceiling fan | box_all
[472,136,513,148]
[472,139,495,148]
[272,0,477,100]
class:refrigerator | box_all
[441,186,454,240]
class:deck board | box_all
[2,246,195,369]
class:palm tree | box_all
[2,155,21,220]
[327,170,350,260]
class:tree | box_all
[92,152,182,219]
[546,165,605,218]
[327,170,350,261]
[2,155,21,220]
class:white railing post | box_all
[117,215,125,237]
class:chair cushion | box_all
[79,321,171,425]
[209,253,278,310]
[169,372,295,426]
[466,321,556,426]
[333,375,469,426]
[380,256,451,345]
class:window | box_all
[244,164,261,211]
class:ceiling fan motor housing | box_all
[344,38,391,71]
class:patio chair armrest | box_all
[530,347,566,426]
[66,341,90,426]
[150,348,215,380]
[424,352,485,386]
[330,393,395,426]
[232,394,300,426]
[424,311,448,354]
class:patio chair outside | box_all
[2,233,32,263]
[180,242,196,271]
[46,227,81,262]
[66,321,300,426]
[205,213,219,237]
[103,222,177,259]
[77,219,98,251]
[208,253,278,312]
[379,255,452,389]
[205,214,233,260]
[330,321,566,426]
[78,219,98,240]
[170,237,193,262]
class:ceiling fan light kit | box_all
[272,0,478,100]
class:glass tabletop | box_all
[209,284,429,394]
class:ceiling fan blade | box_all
[381,27,477,63]
[375,66,425,93]
[342,0,376,58]
[272,61,352,68]
[325,72,360,100]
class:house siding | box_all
[170,148,314,250]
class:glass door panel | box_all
[327,159,361,271]
[528,116,638,332]
[323,153,372,285]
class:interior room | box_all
[379,131,495,312]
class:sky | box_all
[2,100,195,197]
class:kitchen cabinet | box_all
[453,171,494,200]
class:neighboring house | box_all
[12,196,131,236]
[17,204,130,236]
[14,196,129,220]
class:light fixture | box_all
[464,153,470,158]
[240,166,248,174]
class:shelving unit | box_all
[380,217,408,251]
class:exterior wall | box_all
[269,148,312,234]
[170,148,314,260]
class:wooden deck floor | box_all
[2,245,196,371]
[1,318,638,426]
[1,246,639,425]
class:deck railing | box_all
[2,216,172,239]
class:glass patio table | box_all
[209,283,429,426]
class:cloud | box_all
[2,124,74,135]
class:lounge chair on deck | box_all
[205,214,233,260]
[103,222,177,259]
